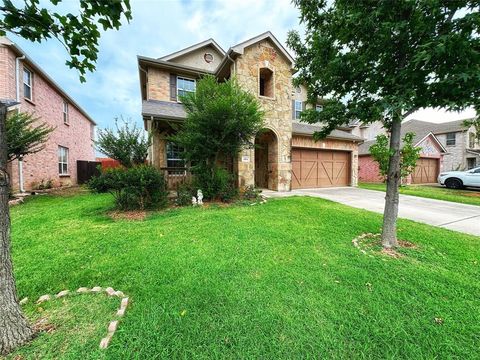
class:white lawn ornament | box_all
[197,190,204,205]
[192,196,197,206]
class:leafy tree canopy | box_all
[6,111,54,162]
[0,0,132,82]
[287,0,480,134]
[96,119,151,168]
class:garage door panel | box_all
[412,158,438,184]
[291,149,350,189]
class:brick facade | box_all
[0,38,95,191]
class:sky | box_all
[7,0,476,132]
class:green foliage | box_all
[242,185,262,201]
[0,0,132,82]
[96,119,151,168]
[9,194,480,358]
[176,182,195,206]
[6,111,54,162]
[370,132,421,180]
[192,166,238,202]
[172,75,263,200]
[287,1,480,133]
[88,165,168,211]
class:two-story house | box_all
[357,118,479,184]
[0,37,96,192]
[138,32,362,191]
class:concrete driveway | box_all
[263,187,480,237]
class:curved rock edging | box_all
[21,286,129,349]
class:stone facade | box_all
[139,33,361,191]
[234,40,293,191]
[0,38,95,191]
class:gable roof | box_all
[358,120,452,155]
[230,31,294,65]
[403,118,472,135]
[1,37,96,125]
[160,38,226,61]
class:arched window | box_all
[259,67,274,98]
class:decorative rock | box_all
[105,287,116,296]
[121,297,129,308]
[107,320,118,334]
[116,307,126,317]
[19,297,28,305]
[77,287,89,293]
[99,335,112,349]
[56,290,70,298]
[114,290,124,298]
[37,294,51,303]
[91,286,102,293]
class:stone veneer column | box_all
[234,40,293,192]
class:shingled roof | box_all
[292,121,363,141]
[358,119,466,155]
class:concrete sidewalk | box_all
[263,187,480,237]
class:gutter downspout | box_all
[226,53,236,76]
[15,54,26,193]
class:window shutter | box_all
[292,100,296,119]
[170,74,177,101]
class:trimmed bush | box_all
[88,165,168,210]
[192,166,238,202]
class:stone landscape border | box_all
[21,286,129,349]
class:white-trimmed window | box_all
[63,101,69,124]
[316,104,323,112]
[294,100,303,120]
[23,68,33,100]
[166,142,185,175]
[446,132,456,146]
[177,77,196,98]
[58,146,69,175]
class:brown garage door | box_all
[411,158,439,184]
[291,148,351,189]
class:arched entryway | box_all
[255,129,278,190]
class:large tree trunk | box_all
[381,118,402,248]
[0,103,34,355]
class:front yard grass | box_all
[7,191,480,359]
[359,182,480,206]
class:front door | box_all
[255,144,268,188]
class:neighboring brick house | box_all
[138,32,362,191]
[1,37,96,192]
[357,118,480,183]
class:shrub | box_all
[242,185,262,201]
[192,166,238,202]
[88,165,168,210]
[176,182,195,206]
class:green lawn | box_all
[359,182,480,206]
[7,191,480,359]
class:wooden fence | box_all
[159,167,192,190]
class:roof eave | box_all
[138,55,214,76]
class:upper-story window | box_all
[316,104,323,112]
[294,100,303,120]
[259,67,274,98]
[63,101,69,124]
[446,132,456,146]
[469,132,476,148]
[177,77,196,98]
[23,68,33,101]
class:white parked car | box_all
[438,167,480,189]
